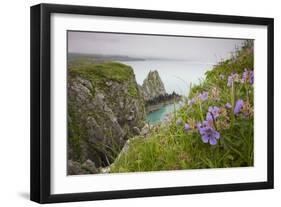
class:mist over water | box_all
[121,60,214,97]
[69,31,244,98]
[69,31,244,97]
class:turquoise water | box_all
[146,103,180,124]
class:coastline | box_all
[145,98,181,113]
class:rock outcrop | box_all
[141,70,181,113]
[68,159,99,175]
[67,62,146,174]
[141,70,166,101]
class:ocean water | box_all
[121,60,214,97]
[146,103,180,124]
[121,60,214,123]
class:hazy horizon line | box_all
[68,52,218,65]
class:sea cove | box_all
[146,103,180,124]
[121,60,213,96]
[67,31,252,175]
[121,60,212,124]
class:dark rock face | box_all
[141,70,166,101]
[67,62,146,173]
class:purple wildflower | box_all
[227,73,239,87]
[227,75,233,87]
[184,123,190,131]
[249,70,254,85]
[206,106,220,121]
[242,69,248,83]
[234,99,244,115]
[225,103,232,109]
[198,91,208,101]
[197,120,212,129]
[242,69,254,85]
[188,98,196,106]
[198,125,220,145]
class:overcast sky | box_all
[68,31,245,63]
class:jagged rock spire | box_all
[142,70,166,101]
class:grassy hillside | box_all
[110,40,254,172]
[69,61,139,98]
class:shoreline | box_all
[145,98,180,113]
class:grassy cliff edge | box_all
[110,41,254,173]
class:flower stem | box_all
[230,82,235,127]
[199,101,204,122]
[210,112,218,131]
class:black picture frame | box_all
[30,3,274,204]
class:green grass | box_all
[69,61,135,83]
[110,40,254,173]
[68,61,138,98]
[128,82,139,97]
[68,104,86,162]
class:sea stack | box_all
[141,70,166,101]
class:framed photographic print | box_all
[30,3,274,203]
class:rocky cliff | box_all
[141,70,166,101]
[67,61,146,174]
[141,70,181,113]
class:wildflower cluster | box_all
[242,69,254,85]
[227,73,240,87]
[197,106,221,145]
[109,41,254,173]
[197,121,220,145]
[226,69,254,87]
[183,69,254,146]
[198,91,208,102]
